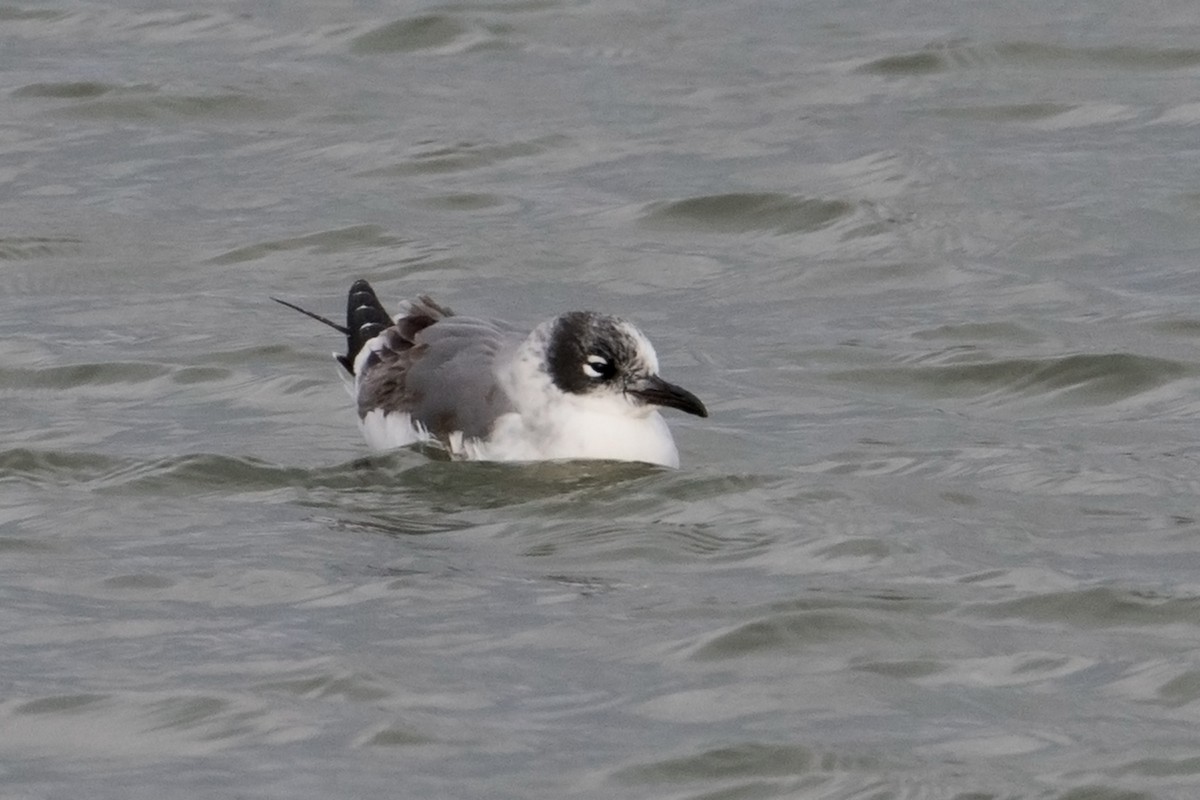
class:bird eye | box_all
[582,354,614,380]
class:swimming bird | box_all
[273,280,707,467]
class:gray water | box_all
[4,0,1200,797]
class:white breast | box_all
[357,396,680,467]
[478,405,680,467]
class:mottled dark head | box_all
[545,311,707,417]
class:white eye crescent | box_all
[583,355,610,379]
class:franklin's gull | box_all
[274,280,707,467]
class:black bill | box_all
[627,375,708,417]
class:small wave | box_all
[509,518,767,564]
[613,741,875,782]
[359,136,567,178]
[360,726,440,747]
[0,449,351,495]
[1155,670,1200,708]
[832,352,1191,408]
[13,81,115,99]
[350,14,487,55]
[996,41,1200,71]
[88,453,419,496]
[609,740,886,800]
[931,103,1076,123]
[911,321,1044,345]
[116,455,292,493]
[689,609,901,661]
[0,448,125,486]
[968,586,1200,628]
[640,193,855,235]
[254,668,392,702]
[418,192,509,211]
[861,50,946,76]
[0,236,84,261]
[1,445,692,519]
[686,594,937,662]
[209,224,407,265]
[87,452,655,505]
[0,5,67,20]
[48,89,290,123]
[0,361,235,392]
[5,687,300,756]
[1115,755,1200,779]
[861,40,1200,76]
[15,694,109,715]
[2,362,170,389]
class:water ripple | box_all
[13,81,117,99]
[208,224,408,265]
[688,595,944,661]
[639,193,855,235]
[0,5,67,21]
[360,135,568,178]
[349,13,497,55]
[862,40,1200,75]
[2,689,305,757]
[0,236,84,260]
[968,587,1200,629]
[43,88,292,123]
[832,352,1192,408]
[2,361,171,389]
[612,741,881,784]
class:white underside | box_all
[358,406,680,468]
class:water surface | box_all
[4,0,1200,797]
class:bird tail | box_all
[271,278,394,375]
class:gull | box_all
[273,279,707,467]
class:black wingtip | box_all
[344,279,394,374]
